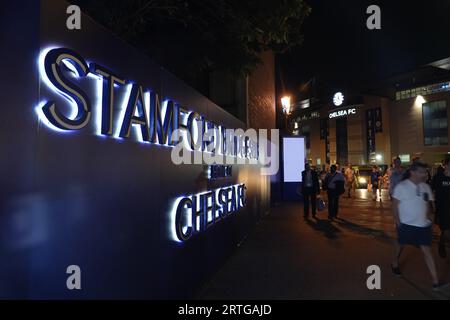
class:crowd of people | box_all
[301,163,346,220]
[301,161,385,220]
[300,157,450,290]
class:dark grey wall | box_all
[0,0,270,299]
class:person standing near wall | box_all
[323,164,345,220]
[371,166,381,201]
[389,157,405,199]
[432,158,450,258]
[391,162,445,290]
[344,163,356,198]
[301,163,321,219]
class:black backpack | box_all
[325,173,345,195]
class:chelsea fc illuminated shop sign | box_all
[37,47,250,243]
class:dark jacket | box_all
[323,172,345,195]
[301,170,320,194]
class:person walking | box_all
[301,163,320,219]
[323,164,345,220]
[391,162,445,290]
[432,158,450,258]
[389,157,405,199]
[344,163,356,198]
[370,166,381,201]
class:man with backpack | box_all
[323,164,345,220]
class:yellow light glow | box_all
[281,96,291,114]
[415,95,426,105]
[358,177,367,184]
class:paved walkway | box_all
[197,190,450,300]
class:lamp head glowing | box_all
[415,95,426,105]
[281,96,291,114]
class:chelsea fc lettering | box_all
[329,108,357,119]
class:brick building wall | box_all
[247,51,276,130]
[390,91,450,164]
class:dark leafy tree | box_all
[73,0,310,95]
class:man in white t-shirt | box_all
[391,162,444,290]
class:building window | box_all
[422,100,448,146]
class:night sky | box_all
[277,0,450,100]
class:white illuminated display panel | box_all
[283,137,305,182]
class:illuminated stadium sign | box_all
[171,184,246,242]
[333,92,344,106]
[37,47,251,243]
[328,108,356,119]
[37,47,259,159]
